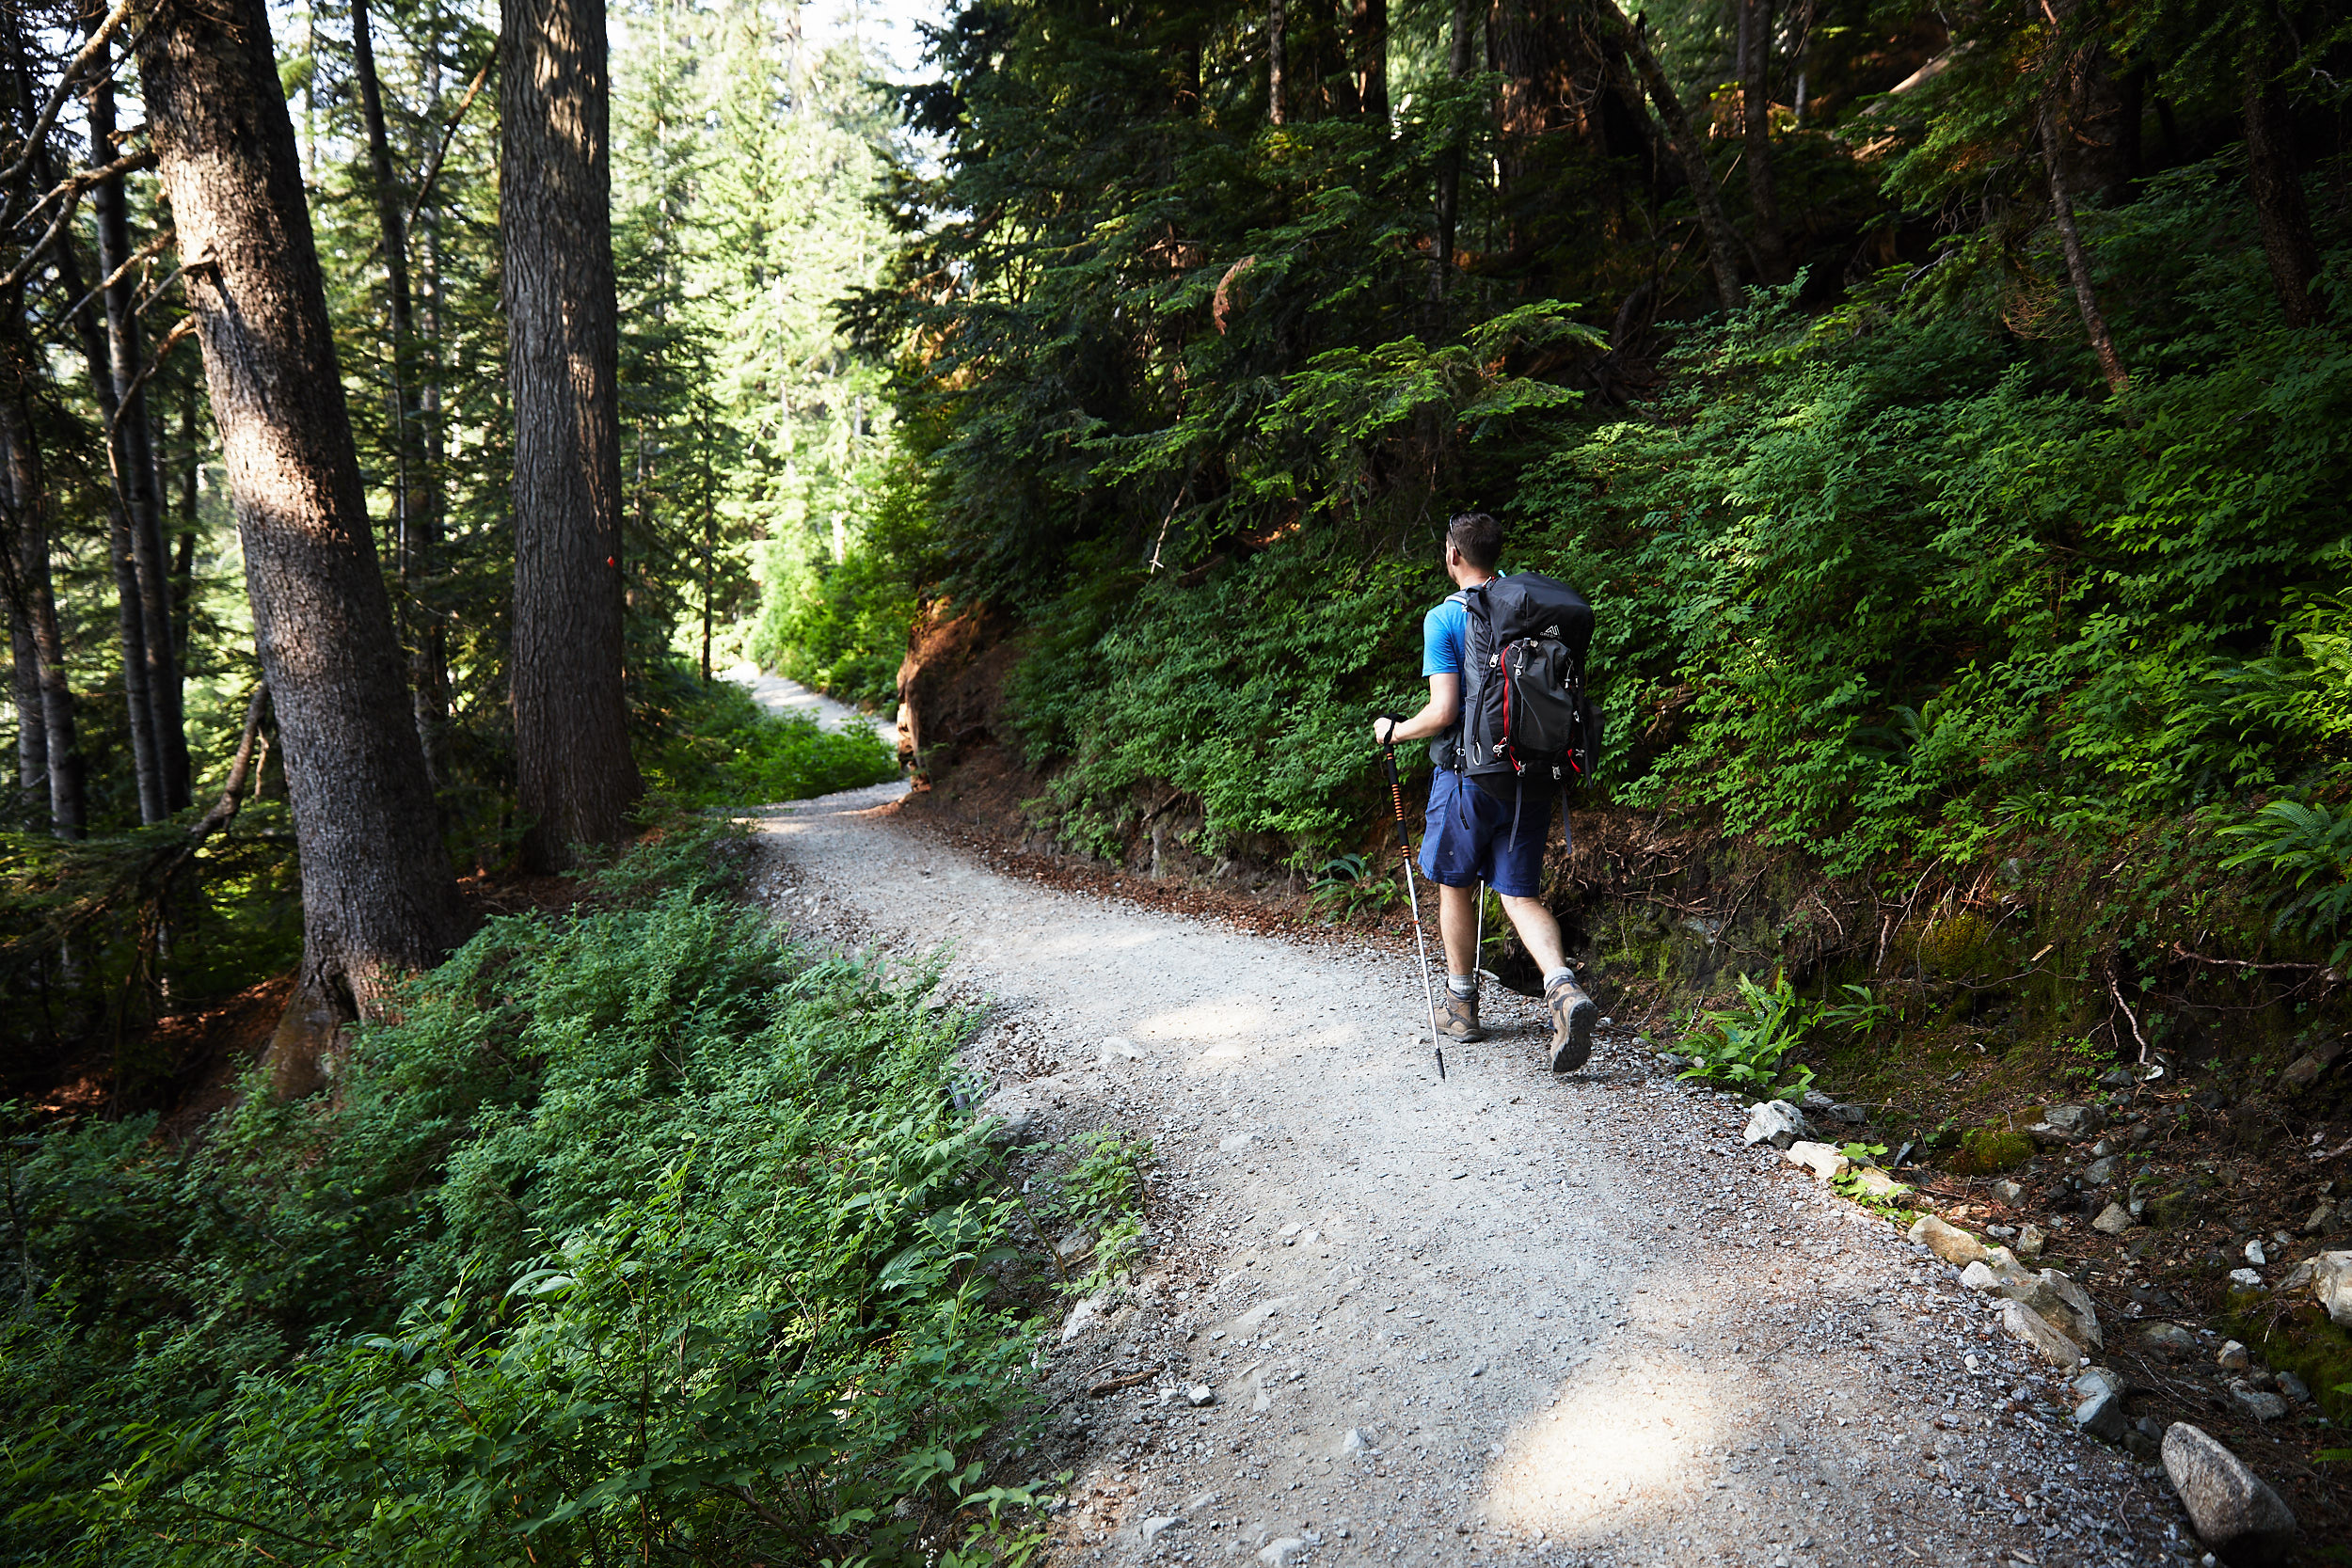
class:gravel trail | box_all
[749,782,2190,1568]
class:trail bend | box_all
[749,782,2180,1568]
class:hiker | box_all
[1372,512,1600,1071]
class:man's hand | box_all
[1373,715,1400,748]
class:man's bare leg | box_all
[1500,893,1566,977]
[1431,881,1484,1041]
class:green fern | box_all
[2218,799,2352,966]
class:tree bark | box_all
[351,0,447,784]
[1597,0,1746,311]
[2040,100,2129,395]
[1351,0,1387,124]
[135,0,463,1070]
[1738,0,1788,282]
[2243,38,2323,327]
[1268,0,1288,125]
[502,0,643,872]
[86,8,186,811]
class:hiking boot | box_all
[1434,986,1486,1043]
[1547,975,1598,1072]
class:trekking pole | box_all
[1377,719,1444,1081]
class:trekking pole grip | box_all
[1376,714,1408,847]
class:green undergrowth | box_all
[640,665,901,807]
[0,823,1064,1565]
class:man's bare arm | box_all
[1373,673,1460,746]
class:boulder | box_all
[2276,1035,2345,1096]
[2092,1201,2136,1235]
[1908,1213,1988,1266]
[2038,1269,2103,1350]
[1998,1298,2085,1368]
[2074,1388,2129,1443]
[1744,1100,1810,1148]
[2161,1423,2297,1564]
[1784,1140,1851,1181]
[2312,1250,2352,1326]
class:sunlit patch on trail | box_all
[1481,1351,1723,1538]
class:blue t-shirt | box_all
[1422,593,1469,677]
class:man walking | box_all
[1372,513,1599,1070]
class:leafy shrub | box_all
[1675,971,1820,1101]
[0,826,1056,1565]
[640,672,900,807]
[2219,797,2352,967]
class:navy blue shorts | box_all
[1419,768,1559,898]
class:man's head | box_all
[1445,513,1502,577]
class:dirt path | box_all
[726,663,898,745]
[750,784,2188,1568]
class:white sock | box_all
[1448,974,1477,998]
[1543,967,1575,991]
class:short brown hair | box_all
[1446,513,1502,570]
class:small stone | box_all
[2228,1383,2288,1422]
[2085,1156,2118,1185]
[1785,1140,1851,1181]
[2229,1267,2265,1290]
[2074,1388,2128,1442]
[2092,1201,2136,1235]
[1140,1516,1183,1543]
[2074,1366,2125,1402]
[1219,1132,1258,1152]
[2140,1322,2198,1359]
[1802,1089,1836,1112]
[2017,1224,2047,1259]
[1187,1383,1216,1407]
[2042,1102,2104,1137]
[2242,1239,2266,1266]
[2036,1268,2103,1349]
[1258,1538,1309,1567]
[1853,1166,1904,1198]
[1339,1427,1367,1454]
[1991,1179,2026,1205]
[1060,1291,1112,1343]
[1998,1298,2085,1368]
[1744,1100,1811,1148]
[2276,1370,2310,1403]
[1960,1260,1999,1292]
[1830,1102,1868,1124]
[2162,1423,2296,1565]
[2098,1067,2136,1089]
[2216,1340,2251,1371]
[2311,1250,2352,1325]
[1909,1213,1988,1266]
[1098,1036,1143,1064]
[986,1107,1045,1148]
[2303,1199,2338,1234]
[1470,1359,1487,1377]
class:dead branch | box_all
[403,55,494,236]
[109,314,197,430]
[58,225,172,324]
[2166,942,2327,973]
[0,148,160,293]
[0,0,139,231]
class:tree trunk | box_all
[502,0,643,872]
[350,0,448,784]
[1738,0,1788,282]
[1598,0,1746,311]
[0,388,84,840]
[1268,0,1288,125]
[173,380,197,654]
[1429,0,1472,305]
[87,11,187,811]
[135,0,464,1079]
[1351,0,1386,123]
[2244,38,2323,327]
[2040,100,2129,395]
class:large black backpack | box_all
[1443,572,1599,787]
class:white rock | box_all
[1059,1291,1113,1343]
[1339,1427,1367,1454]
[2162,1423,2297,1563]
[2217,1339,2251,1371]
[1099,1036,1143,1064]
[2074,1388,2128,1442]
[1990,1179,2026,1205]
[1960,1260,1999,1291]
[2228,1383,2288,1422]
[2091,1201,2136,1235]
[2017,1224,2047,1259]
[1852,1165,1904,1198]
[1258,1537,1309,1567]
[1140,1516,1183,1543]
[2073,1366,2124,1402]
[1743,1100,1810,1148]
[2036,1269,2104,1350]
[2243,1239,2267,1266]
[2229,1267,2265,1290]
[1186,1383,1216,1407]
[2312,1250,2352,1325]
[1218,1132,1258,1152]
[1998,1298,2085,1368]
[1785,1140,1851,1181]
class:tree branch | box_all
[403,55,493,237]
[0,0,140,232]
[109,313,197,430]
[60,225,172,325]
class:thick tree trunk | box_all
[1738,0,1788,282]
[2040,101,2129,395]
[1598,0,1746,311]
[7,568,39,819]
[1351,0,1386,124]
[1268,0,1288,125]
[2244,39,2323,327]
[172,381,196,654]
[135,0,464,1076]
[502,0,643,872]
[87,11,186,811]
